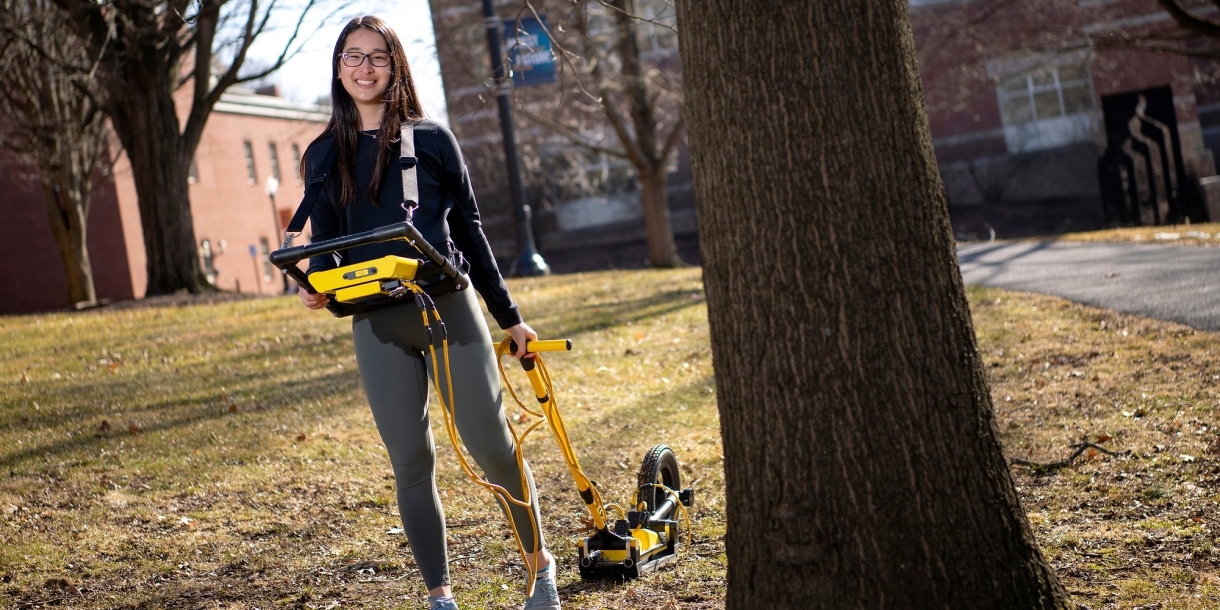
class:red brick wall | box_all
[1,99,325,313]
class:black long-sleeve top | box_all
[304,119,522,329]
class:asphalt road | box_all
[957,241,1220,332]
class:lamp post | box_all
[265,176,289,293]
[481,0,549,277]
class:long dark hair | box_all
[302,16,425,207]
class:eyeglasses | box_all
[339,52,391,68]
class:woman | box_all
[297,16,560,610]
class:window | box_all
[259,238,273,283]
[268,142,281,182]
[291,143,303,184]
[997,63,1094,126]
[188,157,199,184]
[243,141,257,184]
[992,58,1098,154]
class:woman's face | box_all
[338,28,391,111]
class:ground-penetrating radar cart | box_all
[270,129,693,591]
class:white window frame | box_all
[988,51,1100,154]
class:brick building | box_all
[0,87,327,314]
[911,0,1220,238]
[427,0,694,270]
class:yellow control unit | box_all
[308,255,421,304]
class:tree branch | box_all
[658,114,685,162]
[516,106,631,159]
[1011,442,1130,473]
[592,0,677,34]
[1156,0,1220,37]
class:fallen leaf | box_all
[1095,434,1112,443]
[99,420,111,432]
[228,404,237,413]
[127,419,142,434]
[296,432,308,442]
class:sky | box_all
[245,0,450,126]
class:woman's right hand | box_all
[298,286,331,310]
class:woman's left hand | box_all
[505,322,538,359]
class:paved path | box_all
[957,241,1220,331]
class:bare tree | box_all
[439,0,686,267]
[0,0,113,308]
[49,0,330,295]
[679,0,1073,607]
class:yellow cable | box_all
[406,284,544,597]
[408,297,690,595]
[639,483,693,554]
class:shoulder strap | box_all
[284,125,417,237]
[400,122,419,215]
[285,137,338,235]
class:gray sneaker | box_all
[523,565,561,609]
[428,596,459,610]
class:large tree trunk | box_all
[639,164,683,267]
[677,2,1073,608]
[105,54,210,296]
[41,183,96,307]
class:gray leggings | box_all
[352,288,544,590]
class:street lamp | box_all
[481,0,549,277]
[265,176,289,293]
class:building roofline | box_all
[214,91,330,123]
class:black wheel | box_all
[637,444,681,513]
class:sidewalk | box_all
[958,240,1220,331]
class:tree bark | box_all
[639,165,682,267]
[676,2,1073,608]
[41,183,96,307]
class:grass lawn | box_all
[1,268,1218,609]
[1051,222,1220,247]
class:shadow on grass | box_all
[0,367,362,471]
[535,289,706,339]
[2,340,356,431]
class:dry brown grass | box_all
[972,286,1220,609]
[1,269,1217,609]
[1052,223,1220,247]
[0,269,722,610]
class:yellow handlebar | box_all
[510,339,573,353]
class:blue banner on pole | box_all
[503,15,556,87]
